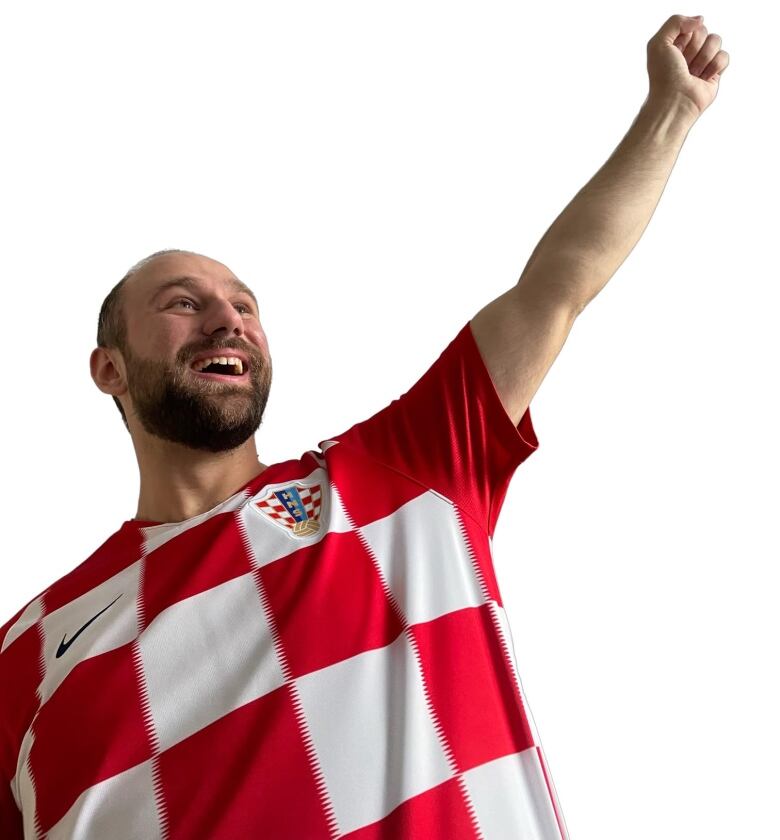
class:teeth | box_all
[192,356,245,374]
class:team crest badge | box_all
[252,482,323,537]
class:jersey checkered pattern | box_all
[0,320,568,839]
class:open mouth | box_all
[190,355,249,382]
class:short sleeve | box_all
[321,320,539,537]
[0,778,22,840]
[0,608,30,840]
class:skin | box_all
[470,16,730,429]
[90,252,273,525]
[89,17,729,527]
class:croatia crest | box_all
[252,482,323,537]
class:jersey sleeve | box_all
[0,606,31,840]
[322,320,539,537]
[0,778,22,840]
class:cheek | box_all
[247,324,269,356]
[155,325,188,358]
[129,320,187,364]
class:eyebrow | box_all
[150,275,259,312]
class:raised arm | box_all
[470,13,730,426]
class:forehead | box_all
[125,253,256,307]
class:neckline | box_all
[122,463,278,530]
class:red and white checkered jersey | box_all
[1,320,568,839]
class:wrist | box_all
[643,91,700,129]
[632,92,699,149]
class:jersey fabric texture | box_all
[0,320,568,839]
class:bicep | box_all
[469,283,580,426]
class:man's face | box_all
[117,253,273,453]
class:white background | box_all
[1,2,776,838]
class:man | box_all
[0,14,728,839]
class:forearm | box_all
[518,93,700,312]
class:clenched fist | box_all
[647,14,730,118]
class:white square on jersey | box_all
[139,572,284,752]
[295,630,454,835]
[360,489,488,625]
[464,747,561,839]
[39,561,143,704]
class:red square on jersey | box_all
[142,512,254,627]
[158,683,332,839]
[260,529,405,678]
[28,642,152,834]
[412,603,535,772]
[341,777,478,839]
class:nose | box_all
[201,297,245,338]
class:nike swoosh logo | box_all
[56,593,123,658]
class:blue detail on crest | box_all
[274,487,309,522]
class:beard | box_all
[122,339,272,453]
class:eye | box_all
[173,298,197,310]
[235,303,253,315]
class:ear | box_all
[90,346,128,397]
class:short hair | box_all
[97,248,198,430]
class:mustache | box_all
[177,342,263,364]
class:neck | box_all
[131,431,268,525]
